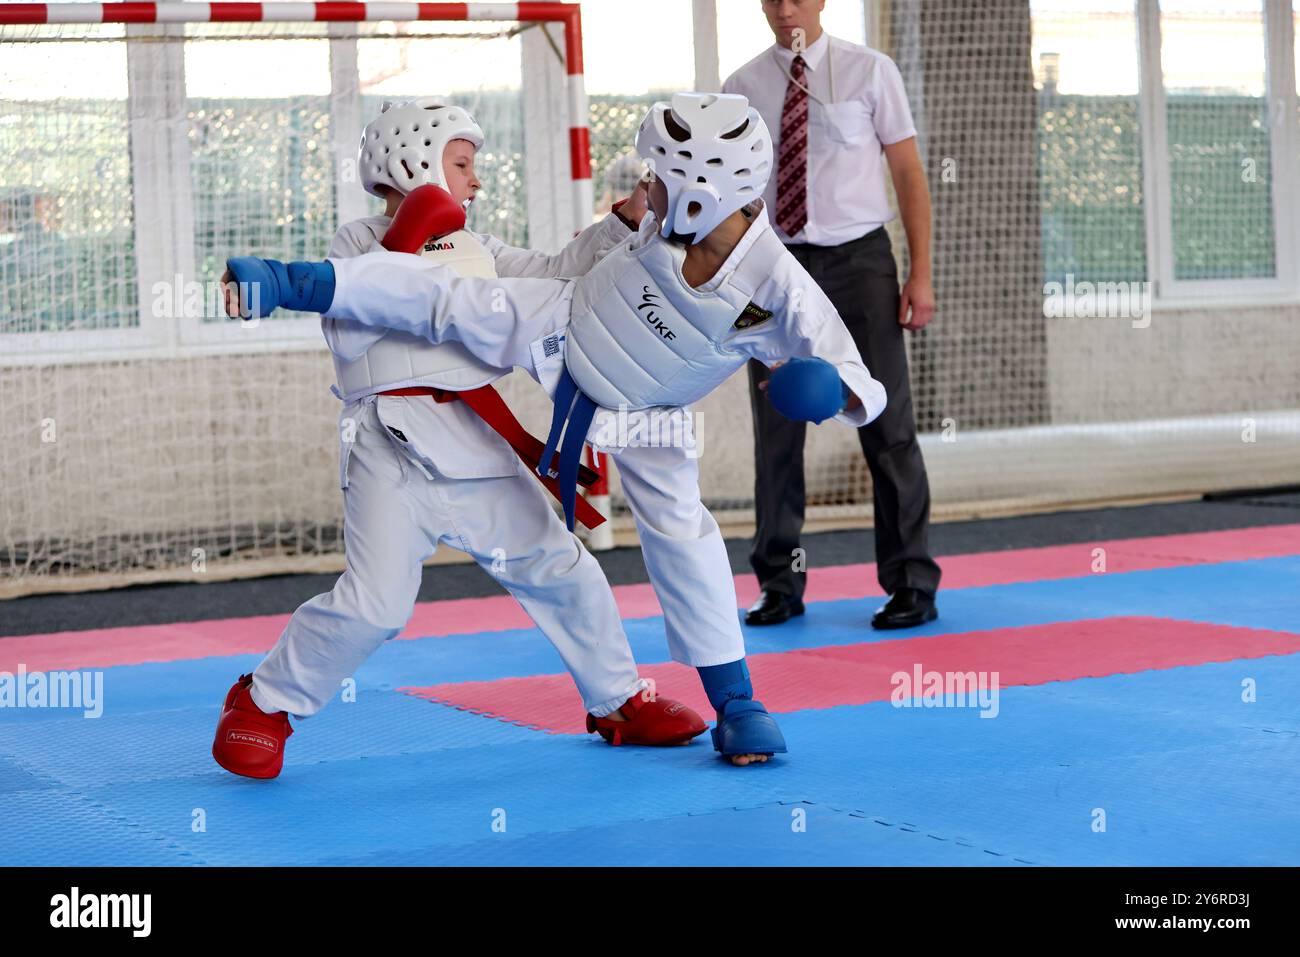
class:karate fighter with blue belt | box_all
[226,93,889,762]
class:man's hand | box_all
[899,273,935,331]
[883,137,935,332]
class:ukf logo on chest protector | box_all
[332,229,504,402]
[635,285,676,342]
[564,223,787,411]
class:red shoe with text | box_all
[211,674,293,779]
[586,690,707,747]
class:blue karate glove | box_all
[225,257,335,320]
[766,357,850,424]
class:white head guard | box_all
[359,98,484,198]
[634,92,773,244]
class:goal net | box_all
[2,0,1299,597]
[698,0,1300,530]
[872,0,1300,519]
[0,2,595,595]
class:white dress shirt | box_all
[722,31,917,246]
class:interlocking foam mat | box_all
[1,526,1297,866]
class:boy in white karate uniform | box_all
[227,93,888,763]
[212,99,706,780]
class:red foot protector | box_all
[212,674,293,779]
[403,616,1300,731]
[585,692,706,747]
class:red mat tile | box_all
[402,616,1300,733]
[6,524,1299,673]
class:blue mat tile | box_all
[2,555,1297,865]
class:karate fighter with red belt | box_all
[212,99,707,780]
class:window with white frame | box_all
[1155,0,1279,286]
[1033,0,1296,300]
[583,0,697,222]
[184,20,339,328]
[1034,0,1148,285]
[0,22,138,339]
[5,1,1297,363]
[0,14,534,361]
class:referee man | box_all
[723,0,942,629]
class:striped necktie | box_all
[776,54,809,237]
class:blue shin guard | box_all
[697,660,787,757]
[226,257,335,319]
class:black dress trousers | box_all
[746,226,942,600]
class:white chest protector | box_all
[332,229,504,402]
[564,220,787,411]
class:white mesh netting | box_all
[2,1,1298,597]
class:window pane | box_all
[1032,0,1146,284]
[0,22,138,334]
[355,25,527,247]
[583,0,697,222]
[1161,0,1274,280]
[185,23,337,323]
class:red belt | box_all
[380,385,607,530]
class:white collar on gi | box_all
[636,202,774,295]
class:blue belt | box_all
[539,366,600,532]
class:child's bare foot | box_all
[728,753,770,766]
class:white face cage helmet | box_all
[359,98,485,198]
[634,92,773,244]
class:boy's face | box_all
[442,138,482,207]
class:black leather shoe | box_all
[871,588,938,630]
[744,590,805,626]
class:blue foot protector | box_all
[225,257,335,319]
[710,698,788,756]
[697,659,788,757]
